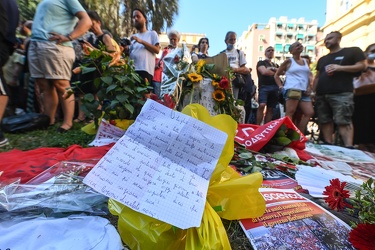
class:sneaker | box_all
[0,137,9,148]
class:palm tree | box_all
[121,0,179,36]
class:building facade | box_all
[237,16,319,86]
[158,32,206,56]
[317,0,375,54]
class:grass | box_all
[0,121,253,249]
[0,122,95,152]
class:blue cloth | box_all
[31,0,85,47]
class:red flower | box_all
[174,55,180,63]
[219,76,230,89]
[150,93,160,101]
[349,223,375,250]
[323,178,352,211]
[163,94,175,109]
[109,120,116,126]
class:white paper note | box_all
[83,100,228,229]
[88,119,126,146]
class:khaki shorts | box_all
[28,41,75,80]
[315,92,354,125]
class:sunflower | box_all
[212,90,225,102]
[196,59,206,73]
[349,223,375,250]
[187,72,203,83]
[323,178,352,211]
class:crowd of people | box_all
[1,0,374,151]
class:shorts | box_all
[315,92,354,125]
[283,88,312,102]
[28,41,75,80]
[258,84,279,108]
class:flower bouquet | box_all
[323,178,375,249]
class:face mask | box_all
[227,44,234,50]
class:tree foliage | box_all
[16,0,179,39]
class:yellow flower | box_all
[212,90,226,102]
[196,59,206,73]
[212,80,219,88]
[188,72,203,83]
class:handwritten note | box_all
[83,99,228,229]
[88,119,126,146]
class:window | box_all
[259,35,265,41]
[259,45,264,52]
[258,57,263,61]
[284,44,291,53]
[275,44,283,52]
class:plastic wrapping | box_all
[0,161,109,218]
[109,104,266,249]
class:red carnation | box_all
[323,178,352,211]
[163,94,175,109]
[219,76,230,89]
[174,55,180,63]
[109,120,116,126]
[349,223,375,250]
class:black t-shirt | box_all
[256,60,278,86]
[316,47,365,95]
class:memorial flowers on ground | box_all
[323,178,375,249]
[181,59,243,122]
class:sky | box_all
[170,0,327,55]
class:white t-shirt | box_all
[284,58,311,91]
[225,48,247,69]
[130,30,159,75]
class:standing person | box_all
[28,0,91,132]
[191,37,209,63]
[352,43,375,152]
[129,8,160,86]
[86,10,117,52]
[256,46,280,125]
[0,0,19,147]
[275,42,314,132]
[223,31,249,99]
[313,31,366,147]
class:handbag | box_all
[286,89,302,100]
[1,113,50,133]
[232,73,246,88]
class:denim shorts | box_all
[315,92,354,125]
[258,84,279,108]
[283,88,312,102]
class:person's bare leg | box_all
[284,99,299,121]
[297,101,314,133]
[36,78,58,125]
[256,103,267,125]
[0,95,8,121]
[338,123,354,147]
[320,122,334,144]
[54,79,74,130]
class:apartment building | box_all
[237,16,319,85]
[317,0,375,54]
[158,32,206,56]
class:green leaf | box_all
[101,76,113,85]
[238,152,253,159]
[212,205,223,212]
[116,94,127,103]
[83,93,95,102]
[81,66,97,74]
[124,103,134,114]
[106,84,118,93]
